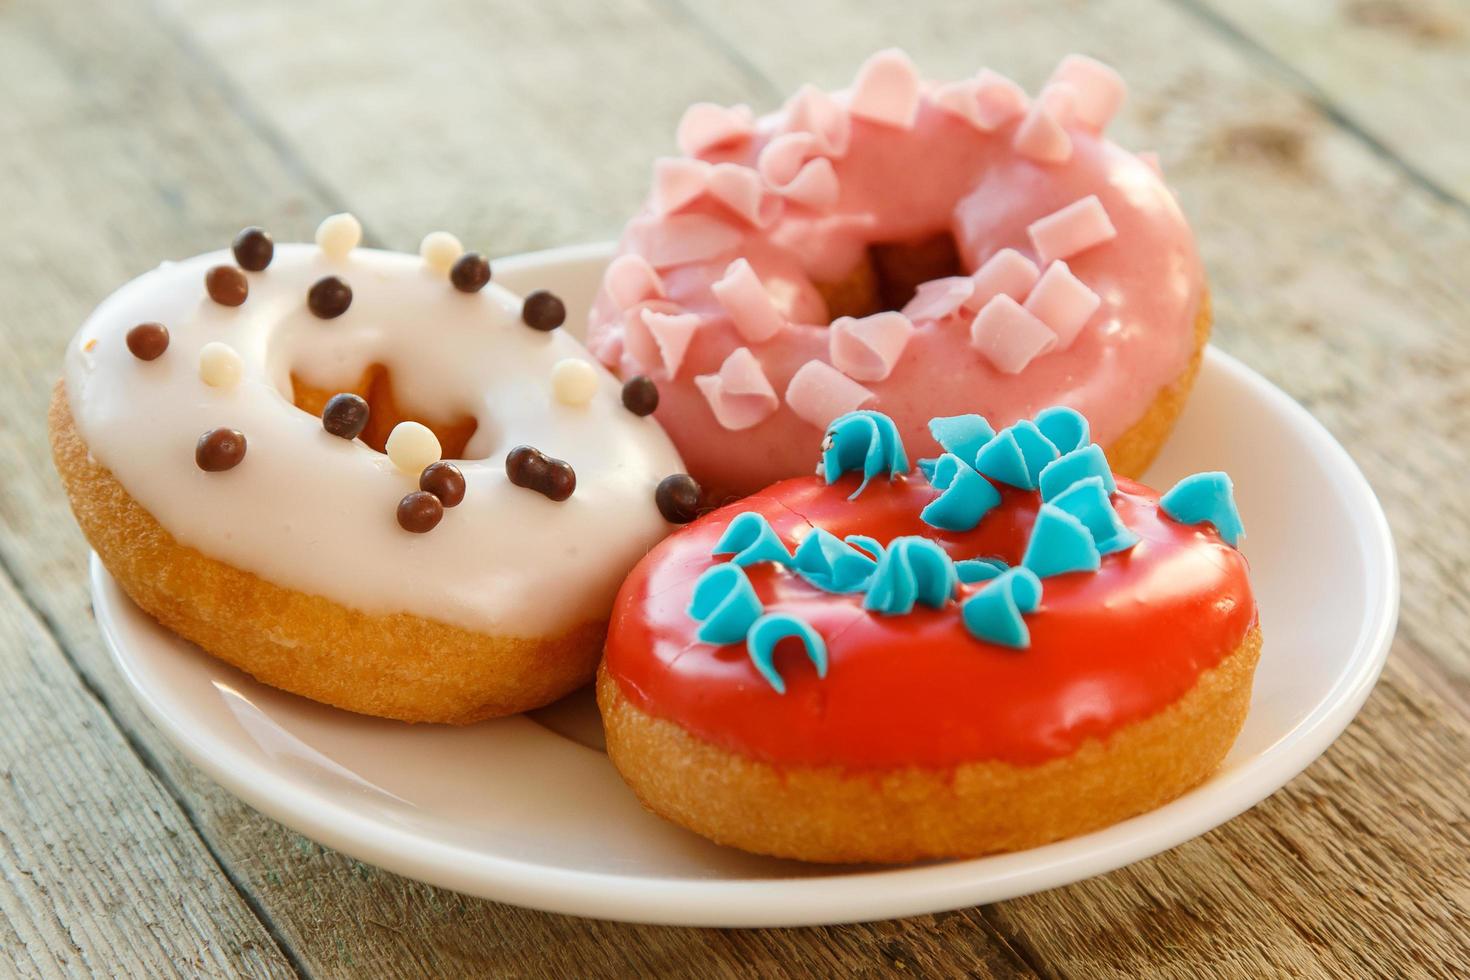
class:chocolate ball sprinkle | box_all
[397,491,444,533]
[419,461,466,507]
[620,375,659,416]
[196,428,246,472]
[655,473,701,524]
[321,392,370,440]
[231,226,274,271]
[521,289,566,331]
[450,252,492,293]
[125,322,169,361]
[308,275,353,319]
[205,265,249,307]
[505,445,576,502]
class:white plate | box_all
[91,243,1398,927]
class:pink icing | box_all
[970,295,1056,373]
[1028,195,1118,264]
[694,347,778,430]
[784,360,874,428]
[1024,260,1100,348]
[588,52,1204,497]
[677,103,755,158]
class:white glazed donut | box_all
[51,220,690,723]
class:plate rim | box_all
[90,243,1399,927]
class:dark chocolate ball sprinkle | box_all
[620,375,659,416]
[397,490,444,533]
[419,461,466,507]
[450,252,491,293]
[125,322,170,361]
[505,445,576,502]
[196,428,246,472]
[521,289,566,331]
[655,473,701,524]
[321,393,370,440]
[205,265,249,307]
[308,275,353,319]
[231,226,274,271]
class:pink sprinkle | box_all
[829,311,915,382]
[1047,55,1126,132]
[620,299,681,372]
[676,103,755,158]
[603,254,666,311]
[779,158,839,210]
[1012,92,1072,164]
[783,84,851,157]
[785,360,876,429]
[848,49,921,130]
[968,248,1041,311]
[970,295,1057,374]
[1138,150,1162,176]
[707,163,774,226]
[973,69,1030,129]
[694,347,779,430]
[636,214,744,269]
[651,157,710,216]
[711,259,787,344]
[1023,261,1101,349]
[1027,195,1117,265]
[901,276,975,322]
[758,134,840,210]
[641,309,702,378]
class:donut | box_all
[51,218,692,724]
[599,407,1258,862]
[586,51,1207,499]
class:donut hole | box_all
[816,230,964,320]
[290,364,482,459]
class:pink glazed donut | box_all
[586,51,1209,500]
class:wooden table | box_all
[3,0,1467,975]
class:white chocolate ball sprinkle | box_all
[198,342,243,388]
[316,213,362,259]
[385,421,441,474]
[419,231,465,274]
[551,358,599,406]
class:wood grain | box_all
[0,0,1467,975]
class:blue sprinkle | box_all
[955,556,1009,584]
[864,536,957,615]
[843,534,885,561]
[1010,420,1062,483]
[928,414,996,463]
[920,454,1002,532]
[688,563,764,645]
[793,528,878,594]
[916,457,938,482]
[1038,443,1116,501]
[974,429,1031,488]
[1050,477,1140,555]
[711,511,792,567]
[746,613,828,694]
[1160,471,1245,547]
[1021,503,1102,578]
[1034,406,1090,455]
[820,410,909,499]
[961,567,1043,649]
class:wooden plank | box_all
[0,567,294,978]
[1184,0,1470,207]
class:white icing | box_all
[65,245,686,636]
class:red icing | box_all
[604,473,1256,770]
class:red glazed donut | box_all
[599,407,1259,863]
[587,51,1208,499]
